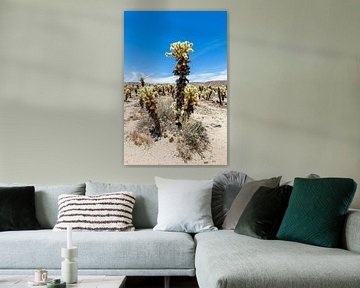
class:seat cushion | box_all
[195,230,360,288]
[0,229,195,271]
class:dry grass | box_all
[126,130,153,147]
[176,119,210,162]
[128,110,143,121]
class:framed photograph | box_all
[124,11,227,165]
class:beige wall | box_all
[0,0,359,207]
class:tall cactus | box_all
[166,41,193,128]
[138,86,162,138]
[124,87,131,102]
[217,85,227,106]
[138,77,146,108]
[139,77,145,87]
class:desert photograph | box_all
[123,11,227,165]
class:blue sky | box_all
[124,11,227,83]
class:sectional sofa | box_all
[0,180,360,288]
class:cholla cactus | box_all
[183,85,199,118]
[124,87,131,102]
[167,84,176,98]
[204,87,213,101]
[165,41,193,61]
[166,41,193,128]
[138,77,146,108]
[217,86,227,106]
[138,86,161,138]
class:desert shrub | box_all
[136,115,153,130]
[176,119,210,162]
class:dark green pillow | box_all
[0,186,41,231]
[234,185,292,239]
[277,178,357,247]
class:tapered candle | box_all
[67,225,72,249]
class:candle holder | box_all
[61,247,78,284]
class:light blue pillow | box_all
[153,177,217,233]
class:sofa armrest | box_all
[342,209,360,253]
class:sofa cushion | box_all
[342,209,360,253]
[234,185,292,239]
[277,178,357,247]
[0,229,195,272]
[86,181,158,229]
[53,192,136,232]
[222,176,281,229]
[212,171,249,228]
[0,183,86,229]
[195,230,360,288]
[0,186,40,231]
[153,177,216,233]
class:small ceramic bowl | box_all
[47,279,66,288]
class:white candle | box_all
[67,225,72,249]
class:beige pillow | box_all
[222,176,281,229]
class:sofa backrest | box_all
[0,183,86,229]
[86,181,158,229]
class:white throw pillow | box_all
[53,192,135,232]
[153,177,217,233]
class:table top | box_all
[0,275,126,288]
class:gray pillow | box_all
[212,171,249,228]
[86,181,158,229]
[0,183,85,228]
[222,176,281,230]
[153,177,217,233]
[283,173,320,186]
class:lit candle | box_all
[67,225,72,249]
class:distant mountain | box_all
[124,82,140,86]
[190,80,227,87]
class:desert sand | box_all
[124,93,227,166]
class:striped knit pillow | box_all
[53,192,136,231]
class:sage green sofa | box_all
[0,181,359,288]
[195,210,360,288]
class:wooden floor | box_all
[126,276,199,288]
